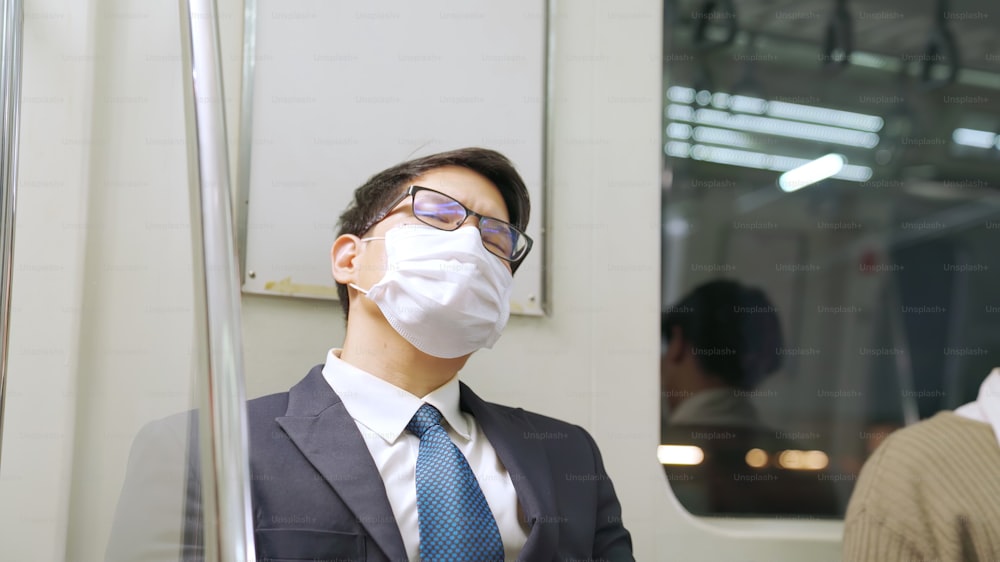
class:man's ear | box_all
[331,234,362,285]
[666,325,687,364]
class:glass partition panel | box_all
[660,0,1000,519]
[0,1,251,560]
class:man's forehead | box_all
[410,168,507,211]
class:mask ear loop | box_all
[348,236,386,295]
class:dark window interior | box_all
[660,0,1000,519]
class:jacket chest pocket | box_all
[255,528,366,561]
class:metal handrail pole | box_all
[178,0,256,559]
[0,0,24,469]
[235,0,256,281]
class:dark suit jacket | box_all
[107,365,634,561]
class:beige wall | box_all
[0,0,842,560]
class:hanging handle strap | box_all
[821,0,852,73]
[920,0,960,89]
[692,0,738,52]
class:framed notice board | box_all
[239,0,547,315]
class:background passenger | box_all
[660,279,839,517]
[661,278,784,429]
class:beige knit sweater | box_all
[843,412,1000,561]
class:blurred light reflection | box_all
[657,444,705,466]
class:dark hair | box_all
[662,279,784,390]
[334,147,531,319]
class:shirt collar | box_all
[321,348,470,444]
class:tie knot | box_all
[406,403,443,438]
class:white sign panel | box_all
[241,0,547,315]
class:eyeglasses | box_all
[361,185,533,264]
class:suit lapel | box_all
[275,366,406,561]
[459,384,559,560]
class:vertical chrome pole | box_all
[178,0,256,560]
[0,0,24,468]
[235,0,256,281]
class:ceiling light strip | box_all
[664,141,873,183]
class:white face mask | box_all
[350,224,513,359]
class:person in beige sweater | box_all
[842,369,1000,561]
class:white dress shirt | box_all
[321,349,528,561]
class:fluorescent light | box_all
[767,101,884,132]
[692,126,755,148]
[665,85,883,181]
[672,143,872,182]
[953,127,996,149]
[849,51,888,69]
[665,122,693,140]
[667,86,883,131]
[729,94,768,114]
[667,105,879,148]
[664,141,691,157]
[779,154,846,192]
[666,103,695,123]
[690,127,875,180]
[663,142,874,182]
[658,445,704,465]
[666,85,695,104]
[710,92,731,109]
[691,108,880,148]
[693,144,767,168]
[829,163,873,182]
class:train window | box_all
[660,0,1000,519]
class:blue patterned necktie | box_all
[406,403,504,562]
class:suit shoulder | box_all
[523,409,588,433]
[247,390,290,419]
[483,400,590,437]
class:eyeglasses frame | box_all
[358,185,533,266]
